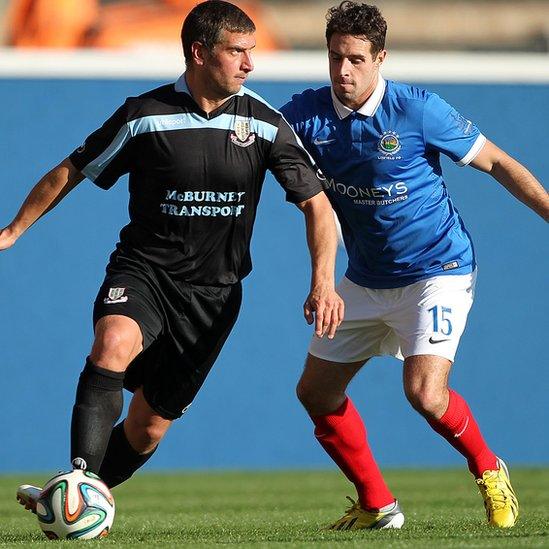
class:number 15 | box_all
[428,305,453,335]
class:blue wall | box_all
[0,78,547,473]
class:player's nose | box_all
[242,51,254,73]
[339,58,352,76]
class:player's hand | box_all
[303,284,344,339]
[0,226,18,251]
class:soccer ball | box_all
[36,469,115,540]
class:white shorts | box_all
[309,271,476,363]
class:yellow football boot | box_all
[476,458,518,528]
[327,497,404,530]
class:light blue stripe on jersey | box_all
[240,85,276,110]
[82,112,278,181]
[241,85,318,167]
[82,123,131,182]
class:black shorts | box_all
[93,251,242,420]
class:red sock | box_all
[427,389,498,477]
[311,397,394,510]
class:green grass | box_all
[1,469,548,547]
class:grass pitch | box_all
[1,468,548,547]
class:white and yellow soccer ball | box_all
[36,469,115,540]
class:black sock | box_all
[99,421,157,488]
[70,359,124,473]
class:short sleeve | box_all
[423,93,486,167]
[69,100,133,190]
[279,99,302,135]
[268,117,324,204]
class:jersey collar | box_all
[174,72,245,118]
[174,73,191,95]
[331,75,386,119]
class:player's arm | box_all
[296,192,344,339]
[0,158,84,250]
[268,111,343,338]
[470,140,548,221]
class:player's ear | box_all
[376,49,387,66]
[191,41,207,66]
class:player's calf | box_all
[70,359,125,473]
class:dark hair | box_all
[326,2,387,56]
[182,1,256,64]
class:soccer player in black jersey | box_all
[1,1,343,506]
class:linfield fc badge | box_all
[378,130,401,156]
[231,118,256,148]
[104,287,128,304]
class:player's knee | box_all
[296,377,322,410]
[91,327,140,370]
[296,378,311,408]
[296,378,343,416]
[142,423,168,449]
[125,418,169,454]
[405,385,447,418]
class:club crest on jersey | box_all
[378,130,402,157]
[231,118,256,147]
[104,287,128,304]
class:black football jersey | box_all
[69,74,323,285]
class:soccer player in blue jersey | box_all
[281,1,548,530]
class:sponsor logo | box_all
[181,403,192,415]
[230,118,256,148]
[158,117,186,126]
[313,137,336,146]
[161,189,246,218]
[104,287,128,304]
[442,261,459,271]
[378,130,401,156]
[428,336,451,344]
[325,177,409,205]
[76,142,86,153]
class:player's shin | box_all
[311,397,395,510]
[70,359,124,473]
[426,389,497,477]
[98,421,157,488]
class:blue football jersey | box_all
[281,77,485,289]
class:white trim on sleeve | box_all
[456,134,487,167]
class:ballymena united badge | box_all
[104,287,128,304]
[231,118,256,148]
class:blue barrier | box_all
[0,78,547,472]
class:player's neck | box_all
[337,73,379,112]
[185,70,233,115]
